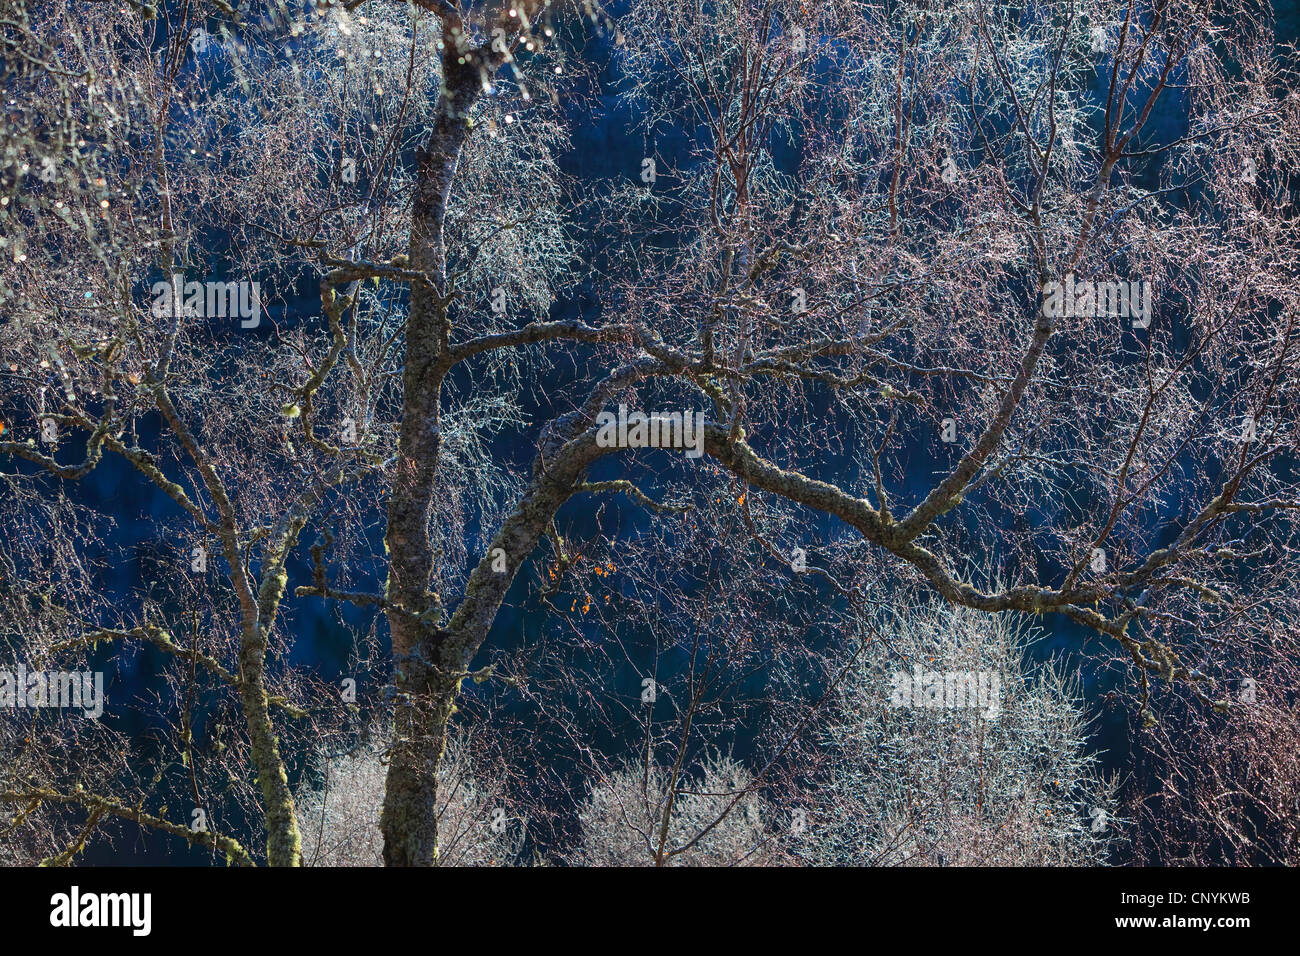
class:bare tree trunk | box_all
[378,639,460,866]
[379,36,484,866]
[238,624,303,867]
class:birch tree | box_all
[2,0,1298,866]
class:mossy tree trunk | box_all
[379,18,497,867]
